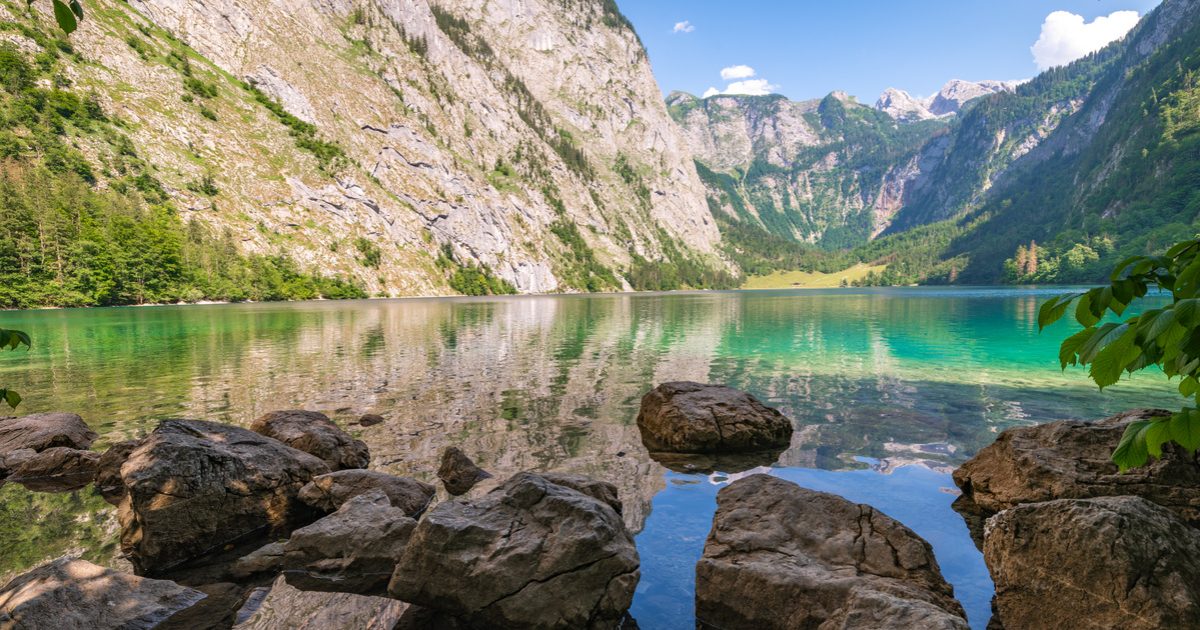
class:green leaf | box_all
[1089,324,1140,389]
[1059,327,1095,369]
[1145,419,1173,458]
[52,0,77,33]
[1,389,20,409]
[1074,292,1100,327]
[1112,420,1151,471]
[1038,293,1080,330]
[1110,255,1143,281]
[1142,308,1177,345]
[1182,377,1200,398]
[69,0,83,20]
[1169,410,1200,451]
[1077,322,1122,364]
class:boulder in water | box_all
[0,412,97,455]
[436,447,491,496]
[250,410,369,471]
[636,382,792,454]
[233,574,408,630]
[298,469,434,517]
[6,446,100,492]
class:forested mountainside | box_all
[675,0,1200,286]
[0,0,732,308]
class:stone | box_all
[0,413,97,455]
[230,542,285,580]
[388,472,640,629]
[157,582,246,630]
[696,474,968,630]
[357,413,384,427]
[436,447,491,495]
[984,496,1200,630]
[951,409,1200,545]
[250,410,369,471]
[233,575,407,630]
[282,489,416,594]
[118,419,330,575]
[538,472,622,514]
[0,557,206,630]
[6,447,100,492]
[298,469,434,517]
[636,382,793,453]
[0,448,36,475]
[95,440,140,505]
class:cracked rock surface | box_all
[299,469,434,517]
[250,410,369,471]
[636,382,793,453]
[984,496,1200,630]
[387,472,639,629]
[696,474,967,630]
[118,419,330,575]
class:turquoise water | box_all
[0,288,1178,627]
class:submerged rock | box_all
[0,412,97,455]
[357,414,384,427]
[388,472,640,629]
[95,440,140,505]
[250,410,369,471]
[636,382,792,454]
[0,557,206,630]
[952,409,1200,545]
[230,542,286,580]
[298,469,435,517]
[695,474,967,630]
[234,574,407,630]
[985,496,1200,629]
[6,447,100,492]
[118,419,330,575]
[436,447,491,496]
[282,489,417,594]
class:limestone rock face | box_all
[436,447,491,496]
[636,382,793,453]
[695,474,968,630]
[282,489,417,594]
[5,447,100,492]
[117,419,330,574]
[951,409,1200,544]
[298,469,434,517]
[0,557,207,630]
[984,496,1200,630]
[0,413,97,455]
[876,88,937,122]
[250,410,369,471]
[388,472,640,629]
[234,574,408,630]
[926,79,1019,117]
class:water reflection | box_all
[0,289,1179,628]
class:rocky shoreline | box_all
[1,386,1194,629]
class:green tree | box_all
[1040,237,1200,470]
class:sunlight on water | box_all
[0,288,1178,628]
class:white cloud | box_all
[672,20,694,34]
[702,79,779,98]
[1031,10,1140,71]
[720,65,756,80]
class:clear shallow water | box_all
[0,287,1179,628]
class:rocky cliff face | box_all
[11,0,723,295]
[875,80,1020,123]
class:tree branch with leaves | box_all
[28,0,84,34]
[0,329,31,408]
[1040,238,1200,470]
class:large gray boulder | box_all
[298,469,434,517]
[282,489,417,594]
[118,419,330,574]
[636,382,792,453]
[985,496,1200,629]
[696,474,968,630]
[0,557,206,629]
[5,447,100,492]
[436,447,491,496]
[388,472,640,629]
[234,574,408,630]
[250,410,369,471]
[952,409,1200,544]
[0,413,97,455]
[95,439,140,505]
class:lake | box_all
[0,287,1179,628]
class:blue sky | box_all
[616,1,1161,102]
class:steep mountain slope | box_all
[944,0,1200,283]
[0,0,729,307]
[876,79,1020,122]
[669,91,947,248]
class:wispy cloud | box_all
[672,20,694,34]
[1031,10,1140,71]
[719,65,756,81]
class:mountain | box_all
[0,0,732,308]
[875,79,1020,122]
